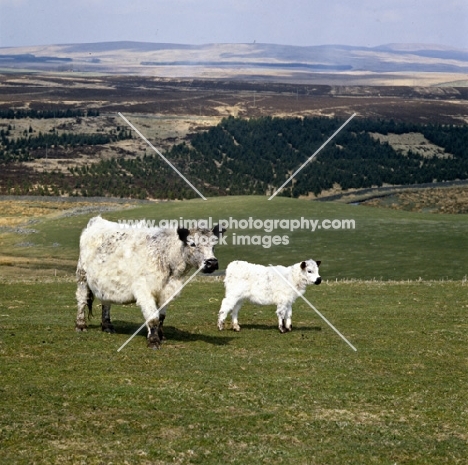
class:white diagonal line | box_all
[268,113,356,200]
[118,112,207,200]
[117,265,204,352]
[268,265,357,352]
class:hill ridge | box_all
[2,41,468,75]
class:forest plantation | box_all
[1,113,467,199]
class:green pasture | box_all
[0,279,467,464]
[0,196,467,463]
[0,195,466,280]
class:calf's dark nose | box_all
[315,277,322,285]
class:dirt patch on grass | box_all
[314,408,384,425]
[362,186,468,213]
[0,198,135,227]
[0,198,139,280]
[0,200,72,222]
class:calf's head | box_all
[300,259,322,285]
[177,224,226,273]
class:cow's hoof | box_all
[217,321,224,331]
[75,324,87,332]
[157,328,166,341]
[232,324,241,332]
[147,340,161,349]
[101,323,115,334]
[279,326,287,334]
[147,334,161,349]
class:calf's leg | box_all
[230,301,244,332]
[217,297,231,330]
[276,304,290,333]
[218,297,242,331]
[284,306,293,332]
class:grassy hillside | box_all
[1,196,467,463]
[1,279,467,464]
[1,196,466,281]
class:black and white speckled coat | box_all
[75,216,224,348]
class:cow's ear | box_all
[316,261,321,267]
[177,227,190,244]
[300,261,307,270]
[212,224,227,238]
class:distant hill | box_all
[1,41,468,77]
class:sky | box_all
[0,0,467,50]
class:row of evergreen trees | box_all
[165,116,468,197]
[0,128,132,163]
[0,108,100,119]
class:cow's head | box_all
[177,224,226,273]
[300,259,322,285]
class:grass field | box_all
[0,279,467,464]
[0,195,467,463]
[0,195,466,281]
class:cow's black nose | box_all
[203,258,219,273]
[315,277,322,285]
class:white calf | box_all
[218,259,321,333]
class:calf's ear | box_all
[212,224,227,238]
[177,227,190,244]
[316,261,321,267]
[300,261,307,269]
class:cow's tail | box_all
[85,288,94,320]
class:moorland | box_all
[1,73,468,199]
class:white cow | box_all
[218,259,321,333]
[75,216,225,348]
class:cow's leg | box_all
[156,281,181,341]
[218,297,241,331]
[75,267,93,331]
[87,292,94,317]
[144,308,161,349]
[137,295,161,349]
[157,306,167,341]
[145,308,161,349]
[101,302,115,333]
